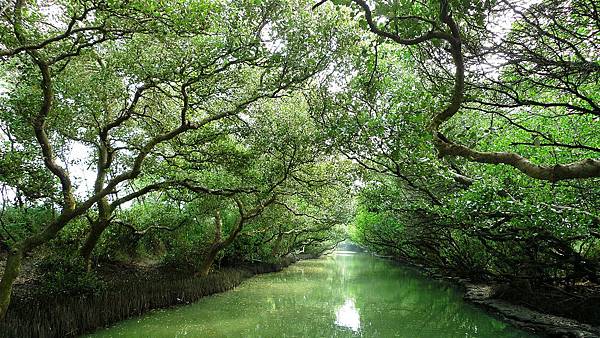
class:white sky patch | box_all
[321,61,357,94]
[260,22,284,54]
[38,1,68,31]
[64,141,96,198]
[475,0,544,78]
[352,179,365,189]
[238,112,253,124]
[52,140,96,198]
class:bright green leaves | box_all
[106,0,218,34]
[335,0,600,283]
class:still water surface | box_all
[87,252,536,337]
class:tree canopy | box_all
[0,0,598,323]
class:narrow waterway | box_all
[87,252,536,337]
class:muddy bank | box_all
[0,258,297,338]
[381,255,600,338]
[453,279,600,338]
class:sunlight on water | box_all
[335,298,360,332]
[334,250,360,256]
[86,253,537,338]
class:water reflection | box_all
[87,253,537,338]
[335,298,361,332]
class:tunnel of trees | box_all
[0,0,598,332]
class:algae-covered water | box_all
[87,252,536,337]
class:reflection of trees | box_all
[232,253,529,337]
[119,254,529,337]
[330,254,529,337]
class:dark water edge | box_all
[459,281,600,338]
[381,255,600,338]
[0,259,296,338]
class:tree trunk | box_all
[80,219,109,271]
[197,211,224,277]
[0,249,23,320]
[272,233,283,256]
[80,193,111,270]
[197,244,221,277]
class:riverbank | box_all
[0,257,297,338]
[390,257,600,338]
[460,281,600,338]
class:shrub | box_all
[36,255,105,297]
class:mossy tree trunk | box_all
[0,250,22,320]
[80,218,109,271]
[197,195,276,276]
[197,210,238,277]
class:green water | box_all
[87,252,536,337]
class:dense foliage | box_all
[0,0,598,326]
[321,0,600,287]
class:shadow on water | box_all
[87,252,537,337]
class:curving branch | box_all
[114,219,186,237]
[438,140,600,181]
[351,0,450,45]
[347,0,600,181]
